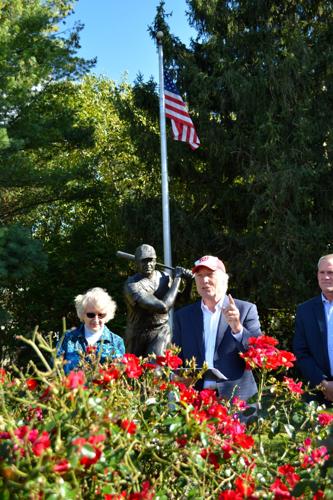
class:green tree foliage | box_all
[0,75,163,359]
[0,225,46,283]
[0,0,96,221]
[0,0,178,363]
[0,225,47,358]
[143,0,333,320]
[0,0,97,358]
[0,0,94,149]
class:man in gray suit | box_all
[173,255,262,401]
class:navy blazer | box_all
[172,297,261,401]
[293,295,331,389]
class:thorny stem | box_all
[16,332,52,372]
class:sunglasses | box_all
[86,312,106,319]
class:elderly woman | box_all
[57,287,125,373]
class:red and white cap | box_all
[192,255,226,274]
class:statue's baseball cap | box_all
[192,255,226,274]
[135,244,156,261]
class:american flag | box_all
[164,70,200,150]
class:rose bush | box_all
[0,333,333,499]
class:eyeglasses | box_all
[86,312,106,319]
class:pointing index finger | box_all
[228,294,235,305]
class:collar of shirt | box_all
[322,293,333,305]
[84,325,104,345]
[201,297,225,314]
[321,293,333,320]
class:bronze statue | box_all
[122,244,192,357]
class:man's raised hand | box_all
[222,294,242,334]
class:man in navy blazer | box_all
[293,254,333,405]
[173,255,261,401]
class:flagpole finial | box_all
[156,31,164,43]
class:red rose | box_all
[120,419,137,435]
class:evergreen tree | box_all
[145,0,333,317]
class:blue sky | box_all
[67,0,196,83]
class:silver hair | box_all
[218,268,230,285]
[74,287,117,323]
[317,254,333,269]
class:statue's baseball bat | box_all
[116,250,175,271]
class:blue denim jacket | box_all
[56,324,125,374]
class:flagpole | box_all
[156,31,172,270]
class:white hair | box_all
[74,287,117,323]
[318,254,333,269]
